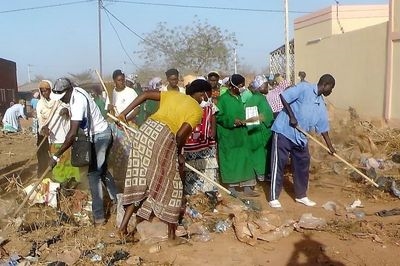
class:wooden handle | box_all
[296,127,379,187]
[13,166,52,217]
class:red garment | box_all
[266,80,291,113]
[184,105,215,152]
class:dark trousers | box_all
[269,132,310,201]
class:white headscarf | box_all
[148,77,162,90]
[37,80,59,128]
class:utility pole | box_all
[284,0,290,82]
[27,64,33,83]
[234,48,237,74]
[98,0,103,77]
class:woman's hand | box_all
[234,119,245,127]
[178,154,185,179]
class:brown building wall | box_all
[0,58,18,114]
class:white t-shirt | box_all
[105,87,138,115]
[70,87,108,135]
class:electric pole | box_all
[27,64,33,83]
[98,0,103,77]
[284,0,290,82]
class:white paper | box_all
[245,106,260,126]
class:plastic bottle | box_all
[186,207,202,219]
[215,218,233,233]
[261,226,293,242]
[192,225,211,242]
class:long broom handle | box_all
[296,127,379,187]
[106,113,233,195]
[13,166,52,217]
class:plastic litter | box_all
[90,254,102,262]
[186,206,202,219]
[322,201,338,212]
[298,213,327,229]
[215,218,232,233]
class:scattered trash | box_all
[188,224,211,242]
[96,242,105,250]
[186,206,203,219]
[215,218,232,233]
[391,180,400,198]
[322,201,339,212]
[346,199,364,212]
[257,224,294,242]
[107,250,129,266]
[47,261,67,266]
[298,213,327,229]
[90,254,102,262]
[148,245,161,254]
[391,153,400,163]
[23,178,60,208]
[375,208,400,217]
[353,210,365,220]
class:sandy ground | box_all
[0,118,400,266]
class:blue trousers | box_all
[269,132,310,201]
[88,126,117,223]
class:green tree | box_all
[68,70,94,84]
[139,17,239,75]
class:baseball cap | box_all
[50,78,73,101]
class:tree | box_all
[138,17,239,75]
[68,70,94,84]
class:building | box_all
[0,58,17,115]
[294,0,399,124]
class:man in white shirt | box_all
[50,77,117,226]
[106,69,139,121]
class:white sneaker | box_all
[269,200,282,208]
[295,197,316,207]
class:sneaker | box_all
[268,200,282,208]
[295,197,316,207]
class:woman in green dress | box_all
[216,74,258,197]
[246,75,274,181]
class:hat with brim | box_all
[50,78,73,101]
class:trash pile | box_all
[307,107,400,199]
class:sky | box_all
[0,0,389,84]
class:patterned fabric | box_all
[184,146,218,195]
[266,80,291,112]
[108,123,133,183]
[122,119,183,224]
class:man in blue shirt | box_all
[269,74,336,208]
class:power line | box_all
[103,4,139,68]
[0,0,95,14]
[104,0,311,14]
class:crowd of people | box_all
[2,68,336,240]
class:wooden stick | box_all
[296,127,379,187]
[13,166,52,217]
[95,69,110,100]
[184,163,231,195]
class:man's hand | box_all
[59,108,69,117]
[117,113,127,125]
[289,117,298,128]
[40,126,50,136]
[49,155,58,169]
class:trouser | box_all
[88,126,117,223]
[269,132,310,201]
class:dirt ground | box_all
[1,117,400,266]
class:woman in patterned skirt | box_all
[117,79,211,239]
